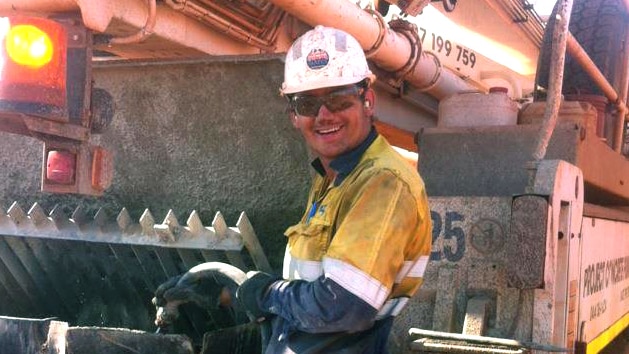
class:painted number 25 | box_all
[430,211,465,262]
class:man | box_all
[235,25,432,353]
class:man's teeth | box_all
[318,126,341,134]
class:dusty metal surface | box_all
[408,328,527,353]
[507,195,548,289]
[419,101,629,205]
[526,160,584,350]
[390,196,532,346]
[0,201,269,258]
[0,202,269,344]
[0,316,53,354]
[417,123,579,197]
[462,297,491,336]
[0,316,195,354]
[65,326,194,354]
[530,0,572,163]
[0,56,308,348]
[0,58,310,269]
[398,161,586,353]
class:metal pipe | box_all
[1,0,479,98]
[109,0,157,45]
[411,340,526,354]
[531,0,574,162]
[566,34,619,103]
[0,0,267,56]
[616,105,628,153]
[408,328,571,352]
[613,27,629,153]
[409,328,529,348]
[565,33,629,152]
[267,0,479,99]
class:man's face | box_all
[290,84,374,163]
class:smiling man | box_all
[236,26,433,353]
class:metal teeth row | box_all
[0,202,255,251]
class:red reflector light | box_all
[0,16,67,109]
[91,146,113,192]
[46,150,75,184]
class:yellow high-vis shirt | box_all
[283,134,432,316]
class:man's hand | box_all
[236,271,281,321]
[152,262,248,328]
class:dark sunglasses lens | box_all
[324,95,356,112]
[292,86,361,117]
[293,97,322,117]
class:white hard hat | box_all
[281,25,376,95]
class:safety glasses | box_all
[289,85,364,117]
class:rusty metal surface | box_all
[0,202,271,344]
[575,127,629,205]
[523,101,629,205]
[583,203,629,223]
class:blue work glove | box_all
[236,271,281,321]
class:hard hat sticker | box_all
[306,49,329,70]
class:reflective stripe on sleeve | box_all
[395,255,429,283]
[283,250,323,281]
[323,257,389,310]
[375,297,409,320]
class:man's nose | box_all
[316,104,334,119]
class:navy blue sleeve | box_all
[261,276,378,334]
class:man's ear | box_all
[289,110,299,128]
[363,88,375,115]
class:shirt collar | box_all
[310,127,378,186]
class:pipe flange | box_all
[417,51,442,92]
[388,18,422,86]
[364,7,387,58]
[109,0,157,45]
